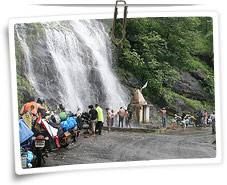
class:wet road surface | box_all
[45,127,216,167]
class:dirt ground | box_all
[45,127,216,167]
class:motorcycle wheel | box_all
[60,139,69,148]
[36,152,42,167]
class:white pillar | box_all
[143,105,150,123]
[139,106,143,123]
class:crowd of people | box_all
[159,107,216,134]
[19,97,216,138]
[19,96,134,138]
[87,105,133,136]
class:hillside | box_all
[113,17,214,114]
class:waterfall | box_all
[15,20,130,112]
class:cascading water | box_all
[15,20,130,112]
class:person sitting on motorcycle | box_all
[31,108,51,150]
[20,97,47,129]
[20,97,46,116]
[181,113,195,128]
[59,110,68,122]
[174,114,182,125]
[32,108,48,135]
[58,104,65,112]
[57,104,68,122]
[36,98,48,115]
[76,108,82,117]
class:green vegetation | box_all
[114,17,214,113]
[17,75,36,110]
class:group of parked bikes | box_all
[172,111,215,128]
[19,108,90,168]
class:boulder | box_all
[173,71,209,101]
[190,70,206,81]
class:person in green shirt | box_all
[95,104,104,135]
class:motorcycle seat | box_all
[36,135,45,140]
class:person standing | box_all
[118,107,125,128]
[95,104,104,135]
[88,105,98,136]
[195,110,203,127]
[160,107,167,128]
[110,110,115,127]
[125,109,132,128]
[203,110,208,127]
[181,112,187,128]
[210,111,215,134]
[106,108,113,132]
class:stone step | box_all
[102,126,167,133]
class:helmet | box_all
[37,98,45,104]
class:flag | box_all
[141,81,148,90]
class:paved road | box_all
[45,127,216,167]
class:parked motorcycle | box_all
[20,117,50,168]
[58,115,80,147]
[32,109,80,153]
[48,111,80,148]
[31,133,49,167]
[77,112,90,130]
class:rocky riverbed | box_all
[44,127,216,167]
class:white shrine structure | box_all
[128,88,150,124]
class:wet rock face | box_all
[171,97,194,113]
[15,21,130,111]
[29,39,63,99]
[173,72,209,101]
[149,104,161,126]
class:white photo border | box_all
[9,11,221,175]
